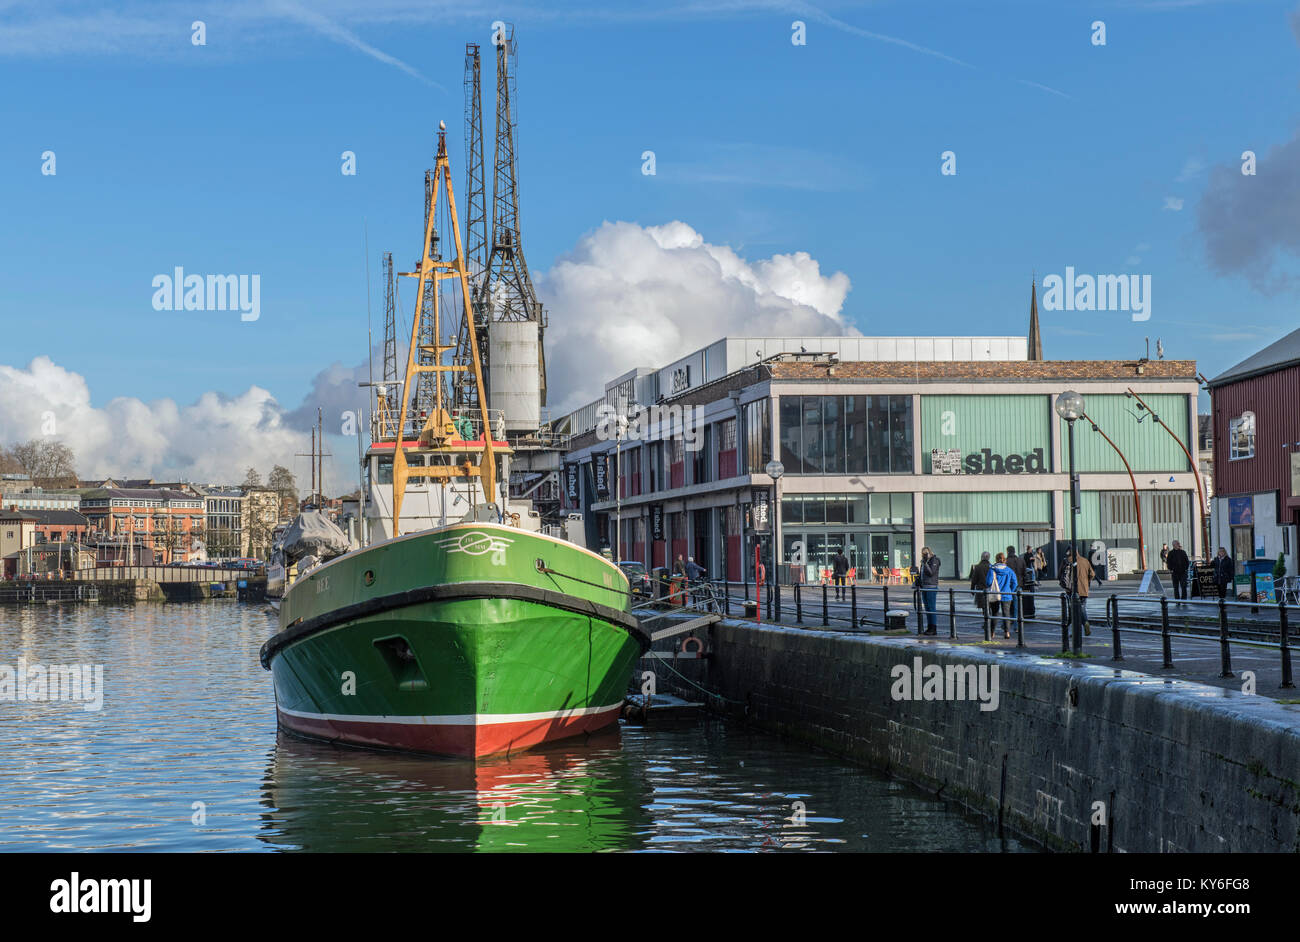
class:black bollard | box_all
[948,587,956,639]
[795,582,802,625]
[982,591,991,642]
[1060,592,1069,653]
[883,585,890,627]
[1160,595,1173,668]
[1015,590,1025,648]
[851,583,857,629]
[914,588,923,634]
[822,583,828,628]
[1110,595,1123,662]
[1218,596,1234,678]
[1281,599,1294,689]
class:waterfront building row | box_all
[558,338,1202,584]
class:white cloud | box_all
[0,355,350,489]
[0,222,853,482]
[1163,196,1185,211]
[538,220,854,413]
[1176,157,1205,183]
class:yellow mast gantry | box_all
[389,120,498,534]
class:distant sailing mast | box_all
[389,120,497,533]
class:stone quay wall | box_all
[646,622,1300,852]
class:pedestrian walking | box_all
[1159,543,1170,569]
[1213,546,1234,600]
[970,551,991,618]
[1167,540,1190,603]
[831,547,849,600]
[1005,545,1026,622]
[1061,547,1095,635]
[685,556,706,583]
[1021,545,1038,618]
[917,546,941,635]
[986,552,1018,639]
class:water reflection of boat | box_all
[258,729,649,852]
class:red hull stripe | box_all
[277,703,623,758]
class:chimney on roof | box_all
[1028,276,1043,361]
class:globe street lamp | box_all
[1055,390,1085,653]
[766,459,785,620]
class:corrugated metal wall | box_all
[1063,393,1191,472]
[920,395,1051,472]
[1212,363,1300,521]
[925,490,1052,524]
[957,529,1019,575]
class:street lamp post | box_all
[614,397,627,563]
[1056,391,1085,653]
[766,459,785,620]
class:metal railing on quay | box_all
[648,574,1298,690]
[1106,593,1296,687]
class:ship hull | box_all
[261,523,647,759]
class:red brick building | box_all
[79,488,205,565]
[26,509,91,545]
[1207,329,1300,576]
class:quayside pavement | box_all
[699,578,1300,702]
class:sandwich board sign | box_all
[1137,570,1165,595]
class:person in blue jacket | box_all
[986,551,1019,639]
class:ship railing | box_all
[372,408,508,444]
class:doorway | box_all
[927,531,957,583]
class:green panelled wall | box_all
[924,491,1052,525]
[920,395,1052,473]
[958,529,1019,577]
[1073,491,1102,541]
[1061,393,1191,473]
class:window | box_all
[867,396,913,473]
[376,456,393,485]
[719,418,737,451]
[742,398,772,473]
[1229,411,1255,460]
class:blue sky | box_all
[1,0,1298,480]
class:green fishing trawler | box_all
[259,122,647,758]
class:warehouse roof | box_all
[1208,327,1300,387]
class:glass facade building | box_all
[562,347,1203,585]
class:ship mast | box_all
[389,121,497,535]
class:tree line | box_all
[0,440,78,487]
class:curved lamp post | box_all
[1125,387,1209,560]
[1081,410,1146,571]
[766,459,785,621]
[1055,390,1085,653]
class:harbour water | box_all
[0,603,1030,852]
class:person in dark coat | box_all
[1212,547,1234,600]
[1020,544,1038,617]
[917,546,941,635]
[969,551,991,616]
[1167,540,1190,603]
[1005,545,1026,621]
[1061,547,1095,635]
[831,548,850,600]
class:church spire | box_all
[1028,276,1043,360]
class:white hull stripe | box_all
[278,702,624,727]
